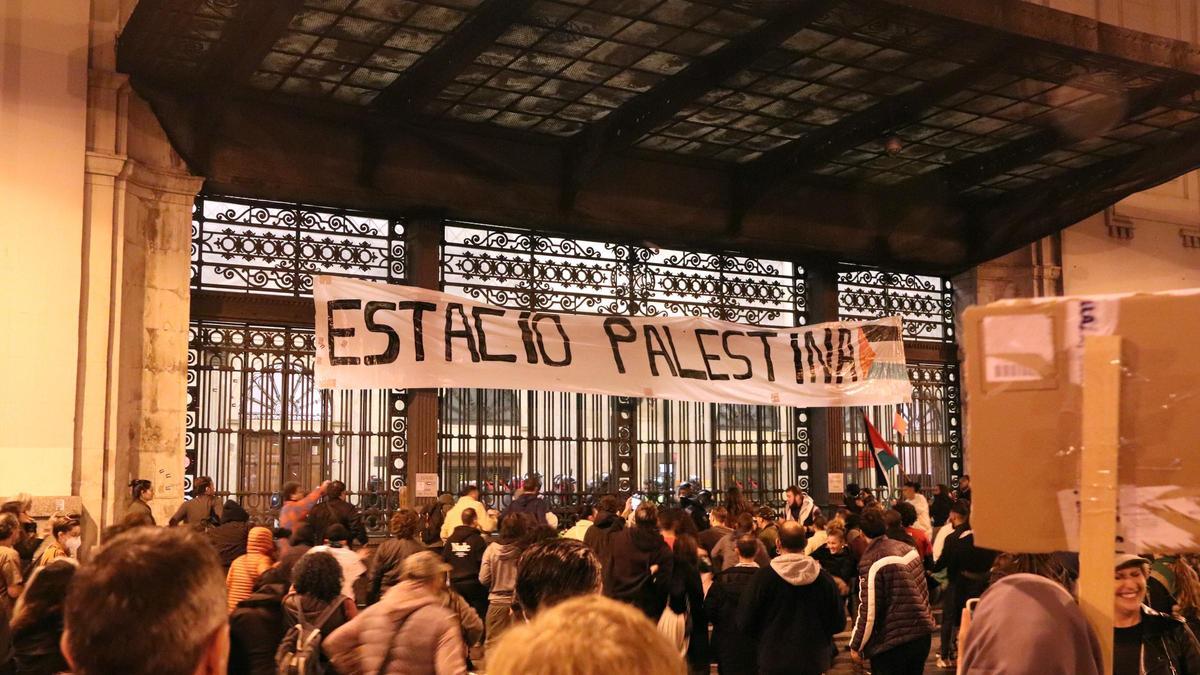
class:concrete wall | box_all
[0,1,91,497]
[0,0,201,537]
[1063,178,1200,295]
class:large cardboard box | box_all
[962,291,1200,553]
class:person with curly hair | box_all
[276,552,353,671]
[367,508,424,604]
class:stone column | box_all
[75,0,202,536]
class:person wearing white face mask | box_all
[33,517,81,568]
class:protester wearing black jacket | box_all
[738,522,845,675]
[705,536,761,675]
[584,496,626,567]
[678,482,709,533]
[443,510,488,623]
[602,503,673,621]
[306,481,367,546]
[504,478,551,526]
[227,567,289,675]
[207,499,252,571]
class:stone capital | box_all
[124,159,205,204]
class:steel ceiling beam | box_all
[560,0,842,210]
[372,0,537,115]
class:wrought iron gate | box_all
[438,221,810,516]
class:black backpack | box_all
[275,594,341,675]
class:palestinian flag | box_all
[863,413,902,488]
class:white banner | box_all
[314,276,912,408]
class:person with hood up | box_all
[503,478,553,527]
[601,502,673,622]
[368,509,424,604]
[706,535,762,674]
[930,484,953,529]
[440,485,497,540]
[324,551,468,675]
[480,513,530,656]
[442,507,488,624]
[959,572,1102,675]
[737,522,844,675]
[225,526,276,612]
[1112,554,1200,675]
[207,499,252,571]
[584,495,626,567]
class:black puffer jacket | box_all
[1138,607,1200,675]
[848,536,935,657]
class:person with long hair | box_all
[368,508,424,604]
[659,508,709,674]
[126,479,155,525]
[480,512,532,656]
[10,560,76,675]
[1171,558,1200,637]
[722,487,752,520]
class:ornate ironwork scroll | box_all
[837,266,955,342]
[191,195,405,296]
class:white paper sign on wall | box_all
[828,473,845,495]
[415,473,438,498]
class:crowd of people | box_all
[0,472,1199,674]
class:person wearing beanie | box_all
[226,526,276,612]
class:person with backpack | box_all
[368,509,424,604]
[306,481,367,546]
[324,551,468,675]
[443,507,488,623]
[504,478,553,527]
[169,476,222,529]
[274,552,354,675]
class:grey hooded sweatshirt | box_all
[960,573,1103,675]
[737,552,845,675]
[479,541,521,604]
